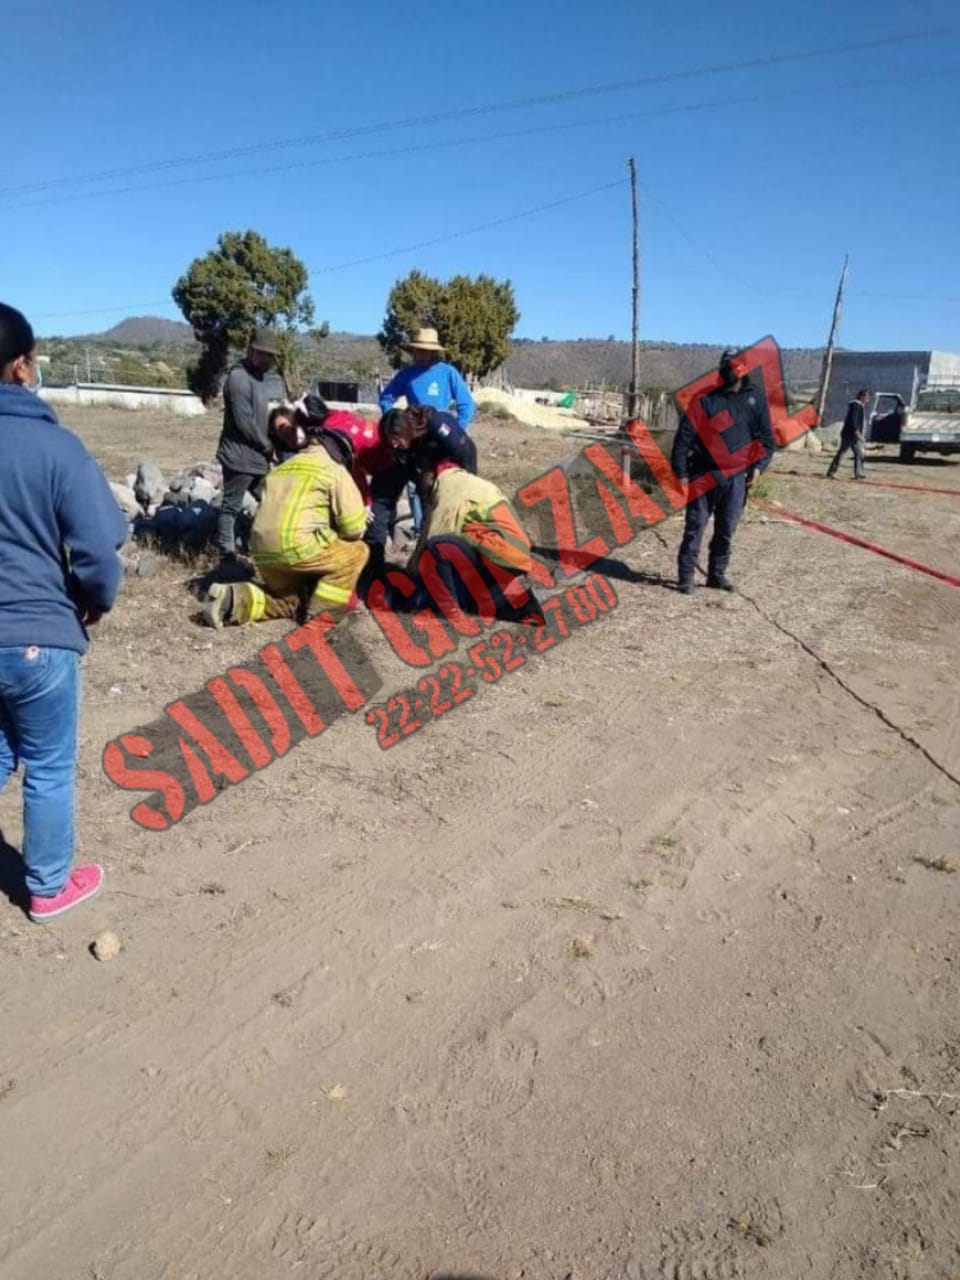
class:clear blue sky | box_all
[3,0,958,351]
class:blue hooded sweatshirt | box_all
[378,361,476,427]
[0,385,127,654]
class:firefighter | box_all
[405,460,537,623]
[202,408,368,629]
[671,348,776,594]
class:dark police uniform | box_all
[671,380,775,586]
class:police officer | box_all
[671,348,776,594]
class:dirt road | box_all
[1,410,958,1279]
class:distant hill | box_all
[98,316,196,345]
[40,315,824,394]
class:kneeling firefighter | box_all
[405,461,542,624]
[203,402,369,628]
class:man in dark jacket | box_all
[0,302,127,921]
[215,328,279,563]
[671,348,776,594]
[826,388,869,479]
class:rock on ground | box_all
[134,460,166,510]
[109,482,141,520]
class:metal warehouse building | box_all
[823,350,960,426]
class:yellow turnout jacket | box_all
[408,466,532,577]
[251,443,367,567]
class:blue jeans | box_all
[0,647,80,897]
[407,482,424,536]
[677,472,747,583]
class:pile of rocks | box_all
[110,458,257,553]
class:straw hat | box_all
[403,327,445,353]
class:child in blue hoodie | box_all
[0,304,127,922]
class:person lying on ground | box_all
[202,413,369,630]
[401,461,542,624]
[0,302,127,922]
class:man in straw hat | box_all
[379,327,476,427]
[215,327,280,567]
[379,327,476,536]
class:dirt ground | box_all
[1,406,959,1280]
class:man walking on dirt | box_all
[672,348,776,595]
[826,388,869,480]
[215,329,280,566]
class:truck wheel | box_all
[899,444,917,463]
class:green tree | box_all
[172,230,318,402]
[435,274,519,378]
[378,270,519,378]
[377,270,444,369]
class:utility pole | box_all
[815,254,849,426]
[85,347,92,383]
[626,155,641,425]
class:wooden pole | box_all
[815,254,849,426]
[627,156,641,425]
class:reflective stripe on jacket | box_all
[408,467,531,575]
[251,443,367,566]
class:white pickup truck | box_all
[869,384,960,462]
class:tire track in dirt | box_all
[4,510,960,1278]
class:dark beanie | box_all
[299,393,329,425]
[0,303,35,368]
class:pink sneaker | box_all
[28,864,104,923]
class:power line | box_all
[639,188,960,306]
[310,179,628,274]
[5,64,958,213]
[2,26,953,199]
[848,289,960,302]
[31,299,178,320]
[29,178,627,319]
[27,167,960,323]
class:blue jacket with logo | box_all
[0,386,127,653]
[379,361,476,427]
